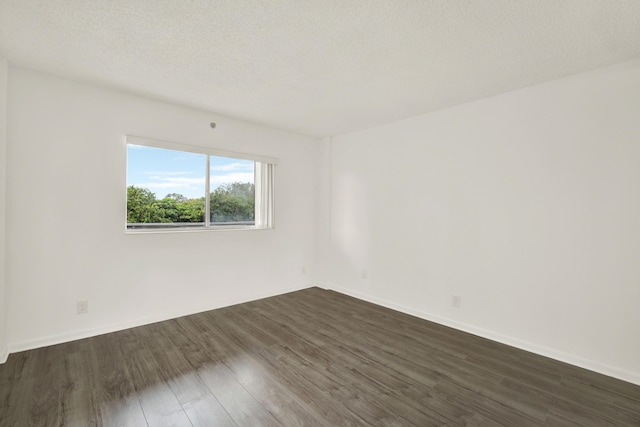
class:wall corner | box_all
[0,55,8,363]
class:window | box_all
[126,136,276,232]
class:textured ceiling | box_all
[1,1,639,137]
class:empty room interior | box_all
[1,1,640,426]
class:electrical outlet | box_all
[452,295,461,308]
[301,266,307,275]
[77,300,88,315]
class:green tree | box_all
[210,182,255,223]
[128,183,253,224]
[155,197,180,223]
[165,193,188,203]
[177,198,205,222]
[127,186,161,223]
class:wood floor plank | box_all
[252,345,370,426]
[136,323,212,405]
[196,363,281,427]
[120,328,194,427]
[502,375,640,426]
[432,378,544,427]
[154,318,238,426]
[182,393,237,427]
[26,345,63,426]
[0,378,36,426]
[1,287,639,426]
[58,343,102,426]
[90,334,149,427]
[195,312,329,425]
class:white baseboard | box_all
[5,283,316,358]
[0,346,8,364]
[324,283,640,387]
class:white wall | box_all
[0,55,8,362]
[315,137,333,285]
[5,67,321,352]
[327,60,640,385]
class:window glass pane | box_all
[127,145,206,229]
[210,157,255,225]
[125,138,271,232]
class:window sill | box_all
[125,224,272,234]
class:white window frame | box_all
[126,135,277,233]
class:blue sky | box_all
[127,145,254,199]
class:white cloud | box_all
[210,172,254,187]
[135,172,205,198]
[144,171,189,176]
[138,176,205,188]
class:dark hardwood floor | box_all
[1,287,639,426]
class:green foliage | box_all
[126,183,254,225]
[177,198,205,222]
[154,197,180,223]
[127,186,163,223]
[165,193,188,203]
[210,182,255,223]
